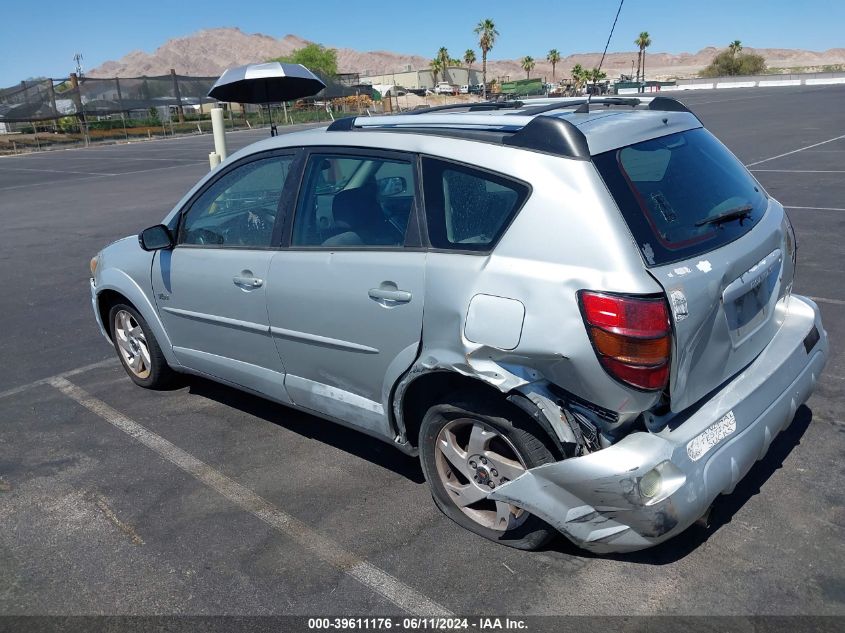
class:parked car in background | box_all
[459,85,470,94]
[89,96,827,553]
[433,82,457,95]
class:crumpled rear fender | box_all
[488,296,827,553]
[488,431,683,552]
[392,347,586,451]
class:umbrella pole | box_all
[267,104,276,137]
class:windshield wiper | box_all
[695,204,753,227]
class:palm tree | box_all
[429,58,442,85]
[546,49,561,82]
[589,67,607,93]
[437,47,451,82]
[571,63,586,94]
[521,56,536,79]
[464,49,476,69]
[474,18,499,99]
[635,31,652,87]
[729,40,743,56]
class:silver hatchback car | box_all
[90,96,828,553]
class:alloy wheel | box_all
[434,418,528,531]
[113,310,151,379]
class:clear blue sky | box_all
[2,0,842,86]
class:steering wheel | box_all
[225,208,275,245]
[191,228,224,245]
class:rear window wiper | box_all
[695,204,753,227]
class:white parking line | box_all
[809,296,845,306]
[0,358,117,400]
[785,206,845,212]
[0,162,207,192]
[0,166,119,176]
[751,169,845,173]
[8,155,208,163]
[683,93,781,106]
[48,376,452,616]
[746,134,845,167]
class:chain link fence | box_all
[0,72,375,155]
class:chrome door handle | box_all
[368,288,411,303]
[233,275,263,288]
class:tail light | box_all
[785,212,797,268]
[578,291,672,391]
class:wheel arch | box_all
[395,370,565,459]
[94,270,181,369]
[97,289,128,341]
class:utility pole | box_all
[69,72,89,147]
[47,80,58,132]
[170,68,185,123]
[72,53,88,145]
[115,77,128,140]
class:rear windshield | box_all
[593,128,768,266]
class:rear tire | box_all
[108,303,175,389]
[419,398,558,550]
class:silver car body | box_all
[90,97,828,552]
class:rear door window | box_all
[291,153,416,248]
[593,128,768,266]
[421,158,529,251]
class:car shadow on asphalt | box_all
[545,405,814,564]
[183,375,427,484]
[178,373,814,559]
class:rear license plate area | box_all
[723,255,781,345]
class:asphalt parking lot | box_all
[0,86,843,617]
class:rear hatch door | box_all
[593,127,795,412]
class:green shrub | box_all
[269,43,338,78]
[701,50,766,77]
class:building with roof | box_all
[359,66,483,90]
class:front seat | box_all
[322,182,403,246]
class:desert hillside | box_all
[87,27,845,80]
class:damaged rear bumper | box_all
[489,295,828,553]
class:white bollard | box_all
[210,107,228,161]
[209,151,221,170]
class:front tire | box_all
[108,303,174,389]
[419,398,558,550]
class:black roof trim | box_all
[647,96,695,114]
[326,113,590,160]
[502,115,590,160]
[326,116,357,131]
[398,101,524,115]
[574,97,641,113]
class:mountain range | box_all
[87,27,845,81]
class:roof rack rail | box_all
[567,95,697,117]
[503,116,590,160]
[574,97,642,113]
[326,113,591,160]
[505,98,625,116]
[399,101,524,115]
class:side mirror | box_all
[377,176,407,197]
[138,224,174,251]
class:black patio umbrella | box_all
[208,62,326,135]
